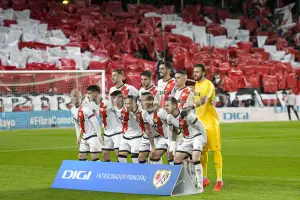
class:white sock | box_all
[132,158,139,163]
[150,159,161,164]
[118,156,127,163]
[217,178,222,182]
[168,160,174,165]
[183,159,191,176]
[189,161,196,183]
[159,158,163,164]
[194,162,203,189]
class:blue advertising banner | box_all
[0,111,74,130]
[52,160,187,196]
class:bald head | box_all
[70,89,82,107]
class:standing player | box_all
[70,89,104,161]
[109,69,139,98]
[173,70,194,110]
[100,91,123,162]
[155,61,176,107]
[116,94,144,163]
[165,97,206,193]
[173,70,195,180]
[139,93,169,164]
[82,85,101,115]
[139,70,158,97]
[193,64,223,191]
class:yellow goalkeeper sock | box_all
[200,151,208,178]
[213,150,223,181]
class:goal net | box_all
[0,70,106,131]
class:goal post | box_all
[0,70,106,131]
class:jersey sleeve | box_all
[129,85,139,97]
[187,112,206,134]
[186,91,195,106]
[205,81,215,99]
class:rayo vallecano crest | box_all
[153,170,172,189]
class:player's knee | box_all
[167,152,174,159]
[174,157,183,164]
[90,153,99,161]
[78,153,87,161]
[138,153,147,162]
[102,150,110,161]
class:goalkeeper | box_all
[192,64,223,192]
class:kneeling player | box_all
[139,93,169,164]
[70,89,104,161]
[165,97,207,193]
[115,94,144,163]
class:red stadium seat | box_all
[287,73,297,89]
[222,76,238,92]
[114,32,128,44]
[263,75,278,93]
[89,60,110,70]
[244,74,261,88]
[124,71,141,89]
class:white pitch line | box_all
[0,146,77,153]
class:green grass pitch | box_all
[0,121,300,200]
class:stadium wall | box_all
[1,106,299,130]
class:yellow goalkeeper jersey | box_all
[194,79,220,129]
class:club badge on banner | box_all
[52,160,197,196]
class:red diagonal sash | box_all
[178,88,191,109]
[153,112,164,136]
[121,107,129,133]
[179,116,189,137]
[160,79,175,107]
[149,86,158,96]
[78,106,85,137]
[121,85,129,98]
[99,102,107,128]
[135,110,145,133]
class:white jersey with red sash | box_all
[155,78,176,107]
[173,86,194,110]
[98,98,122,136]
[109,83,139,99]
[82,96,98,116]
[71,105,97,140]
[115,106,143,138]
[143,110,169,139]
[139,85,158,97]
[167,111,206,140]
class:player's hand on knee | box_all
[76,137,81,146]
[150,148,156,158]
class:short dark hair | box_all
[86,85,100,93]
[141,70,152,79]
[112,69,124,76]
[146,95,154,102]
[176,70,187,76]
[110,90,123,98]
[194,64,207,73]
[126,95,137,103]
[166,97,178,105]
[162,61,173,70]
